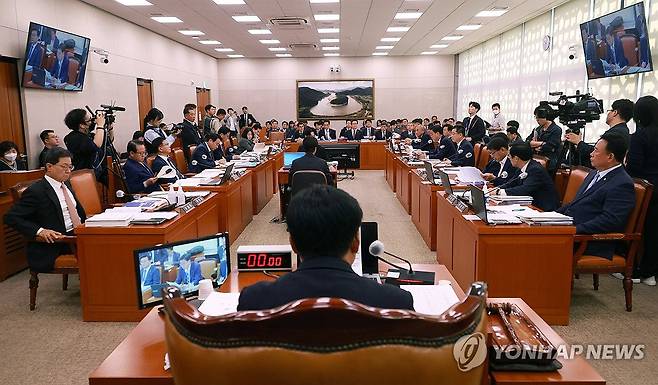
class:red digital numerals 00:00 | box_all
[246,253,283,268]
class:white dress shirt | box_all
[37,175,78,234]
[499,161,530,196]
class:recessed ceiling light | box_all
[215,48,234,52]
[276,53,292,57]
[421,51,437,55]
[268,47,287,51]
[179,30,205,36]
[441,35,463,41]
[323,53,340,56]
[314,14,340,21]
[311,0,339,3]
[227,54,244,58]
[380,37,401,42]
[394,12,422,20]
[476,8,508,17]
[321,46,340,51]
[259,39,280,44]
[430,44,449,49]
[457,24,482,31]
[248,29,272,35]
[375,45,394,49]
[387,26,410,32]
[318,28,340,33]
[372,52,388,56]
[115,0,152,5]
[213,0,245,4]
[199,40,221,45]
[151,16,182,23]
[233,15,261,22]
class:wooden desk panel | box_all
[394,157,413,214]
[76,194,220,322]
[358,142,386,169]
[385,149,396,191]
[410,171,442,251]
[250,159,275,215]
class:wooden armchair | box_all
[476,145,490,171]
[561,166,592,204]
[9,181,78,311]
[473,142,482,167]
[573,179,653,311]
[163,282,488,385]
[532,155,550,169]
[69,169,103,215]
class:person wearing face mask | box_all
[0,141,26,171]
[63,108,106,172]
[489,103,506,134]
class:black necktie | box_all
[167,158,182,179]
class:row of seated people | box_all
[285,119,393,141]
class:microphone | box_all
[101,104,126,111]
[85,105,95,116]
[116,190,125,198]
[369,240,413,274]
[485,172,528,196]
[368,240,435,285]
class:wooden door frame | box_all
[137,78,154,131]
[0,57,27,165]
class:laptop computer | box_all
[437,169,454,195]
[283,152,305,169]
[423,161,440,185]
[253,143,266,152]
[200,163,234,186]
[469,185,521,225]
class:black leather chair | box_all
[291,170,327,197]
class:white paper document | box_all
[193,169,223,179]
[463,214,482,221]
[132,212,179,220]
[198,292,240,316]
[155,166,175,179]
[455,167,486,184]
[174,178,208,187]
[401,285,460,316]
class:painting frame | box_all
[296,79,375,121]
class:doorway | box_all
[0,58,26,166]
[137,78,153,130]
[196,87,210,122]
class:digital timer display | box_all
[237,251,293,271]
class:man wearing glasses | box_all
[481,137,519,187]
[63,108,106,173]
[4,147,87,273]
[123,141,161,194]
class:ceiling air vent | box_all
[288,43,319,52]
[269,17,309,30]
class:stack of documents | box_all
[85,211,134,227]
[192,169,224,179]
[400,285,460,315]
[516,211,573,226]
[486,213,523,225]
[489,195,533,206]
[455,167,486,184]
[124,197,169,211]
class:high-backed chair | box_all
[620,34,640,66]
[69,169,103,216]
[532,155,549,169]
[163,282,488,385]
[476,146,490,171]
[67,57,80,85]
[473,143,482,167]
[172,149,189,174]
[188,145,197,159]
[573,179,653,311]
[561,166,592,205]
[10,181,78,311]
[291,170,327,197]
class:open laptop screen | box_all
[469,185,487,223]
[284,152,305,168]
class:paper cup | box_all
[198,279,214,300]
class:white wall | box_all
[0,0,219,167]
[216,56,455,125]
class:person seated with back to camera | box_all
[150,137,184,184]
[298,127,328,160]
[122,140,162,194]
[290,136,333,185]
[237,184,414,311]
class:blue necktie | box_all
[585,172,600,192]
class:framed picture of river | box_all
[296,80,374,120]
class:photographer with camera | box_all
[526,106,562,173]
[63,108,106,172]
[560,99,633,168]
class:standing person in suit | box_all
[449,126,475,167]
[526,106,562,173]
[202,104,217,136]
[463,101,486,143]
[361,119,376,139]
[225,108,239,138]
[318,120,336,141]
[625,96,658,285]
[238,184,413,311]
[38,130,61,168]
[189,133,221,173]
[239,106,256,129]
[150,137,184,184]
[290,136,333,185]
[26,28,43,68]
[496,143,559,211]
[179,104,203,159]
[558,132,636,260]
[481,137,519,187]
[175,254,202,286]
[123,141,161,194]
[139,254,161,288]
[4,148,86,273]
[0,141,26,171]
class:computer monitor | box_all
[133,233,230,309]
[438,169,454,195]
[284,152,305,168]
[469,185,488,223]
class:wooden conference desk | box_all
[76,194,220,322]
[89,264,604,385]
[410,169,443,251]
[436,192,575,325]
[286,140,387,170]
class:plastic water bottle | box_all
[176,186,185,206]
[167,184,176,205]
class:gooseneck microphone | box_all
[485,171,528,196]
[369,240,414,274]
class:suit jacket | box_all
[374,129,392,141]
[557,167,636,259]
[410,133,432,151]
[189,143,216,173]
[239,113,256,128]
[525,122,562,171]
[463,115,486,143]
[151,155,183,184]
[626,126,658,188]
[505,160,559,211]
[50,56,69,83]
[289,153,333,185]
[361,126,376,139]
[4,178,87,272]
[484,158,520,187]
[340,128,362,141]
[451,140,475,167]
[400,130,415,140]
[428,136,456,160]
[237,257,414,311]
[175,261,203,285]
[123,158,161,194]
[141,265,161,287]
[27,42,43,67]
[318,128,336,141]
[180,120,203,158]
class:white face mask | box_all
[4,153,17,162]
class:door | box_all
[137,78,153,130]
[0,58,26,163]
[196,87,210,122]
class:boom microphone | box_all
[369,240,413,274]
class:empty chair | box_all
[291,170,327,197]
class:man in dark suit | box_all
[123,141,161,194]
[179,104,203,159]
[317,120,336,141]
[406,119,432,151]
[290,136,333,185]
[26,29,43,68]
[399,123,415,140]
[4,148,87,273]
[138,254,161,288]
[463,101,486,143]
[175,254,203,286]
[150,137,184,184]
[38,129,61,168]
[374,121,393,140]
[189,133,221,173]
[238,106,256,129]
[361,119,376,139]
[238,184,414,311]
[481,137,519,187]
[49,43,70,84]
[424,125,456,160]
[497,143,559,211]
[558,133,636,260]
[340,120,363,141]
[450,126,475,166]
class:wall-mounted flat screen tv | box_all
[22,22,91,91]
[580,2,653,80]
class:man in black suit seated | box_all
[179,103,203,159]
[150,137,184,184]
[237,184,414,311]
[399,121,415,140]
[449,126,475,166]
[481,137,519,187]
[317,120,336,141]
[189,133,221,173]
[405,118,432,151]
[123,141,161,194]
[4,148,86,273]
[463,101,486,143]
[421,125,455,160]
[557,132,636,260]
[290,136,333,185]
[496,143,559,211]
[339,120,363,141]
[38,129,61,168]
[361,119,376,139]
[374,121,393,140]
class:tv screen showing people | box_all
[133,234,230,309]
[580,2,653,80]
[22,22,91,91]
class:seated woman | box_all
[0,141,27,171]
[237,128,255,154]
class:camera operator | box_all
[526,106,562,173]
[63,108,106,172]
[561,99,633,168]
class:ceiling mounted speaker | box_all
[288,43,319,52]
[269,17,309,30]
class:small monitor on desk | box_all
[469,185,487,222]
[438,169,454,195]
[133,233,231,309]
[283,152,305,169]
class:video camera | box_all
[86,103,125,127]
[538,90,603,132]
